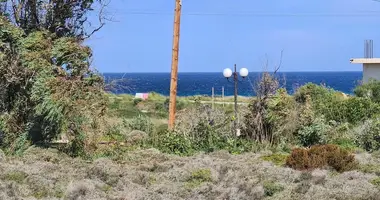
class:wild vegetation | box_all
[1,2,380,199]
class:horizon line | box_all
[100,70,362,74]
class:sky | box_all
[86,0,380,73]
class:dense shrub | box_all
[261,153,289,166]
[354,79,380,103]
[295,83,380,124]
[244,86,297,145]
[286,144,358,172]
[263,181,284,196]
[0,16,107,155]
[146,113,254,156]
[175,105,231,139]
[148,130,194,156]
[123,114,154,133]
[294,83,336,104]
[355,119,380,152]
[297,117,330,147]
[336,97,380,124]
[266,88,300,144]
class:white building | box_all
[350,58,380,83]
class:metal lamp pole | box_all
[223,65,249,133]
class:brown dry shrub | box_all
[286,144,358,172]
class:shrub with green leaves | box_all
[123,114,154,133]
[244,87,300,145]
[341,97,380,124]
[294,83,335,103]
[0,16,107,155]
[294,83,345,123]
[355,119,380,152]
[185,168,212,188]
[354,79,380,103]
[149,130,194,156]
[263,181,284,196]
[297,117,330,147]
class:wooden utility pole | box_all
[222,86,224,108]
[212,87,215,109]
[168,0,182,130]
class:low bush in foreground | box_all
[286,144,358,172]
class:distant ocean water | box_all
[103,72,362,96]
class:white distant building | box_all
[350,40,379,83]
[350,58,380,83]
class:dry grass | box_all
[0,147,379,200]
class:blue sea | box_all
[103,72,362,96]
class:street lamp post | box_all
[223,64,249,133]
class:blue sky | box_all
[86,0,380,73]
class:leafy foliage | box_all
[297,117,330,147]
[243,71,283,144]
[149,130,194,156]
[0,15,106,155]
[0,0,107,39]
[185,168,212,188]
[355,119,380,152]
[354,79,380,103]
[261,153,289,166]
[123,114,154,133]
[263,181,284,196]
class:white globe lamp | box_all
[239,68,249,78]
[223,68,233,78]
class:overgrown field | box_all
[1,147,380,200]
[3,5,380,200]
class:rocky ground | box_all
[0,147,379,200]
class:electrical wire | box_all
[116,10,380,17]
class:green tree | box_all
[0,0,109,39]
[0,15,106,155]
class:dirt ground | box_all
[0,147,379,200]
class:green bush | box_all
[294,83,380,124]
[342,97,380,124]
[297,117,330,147]
[263,181,284,196]
[359,164,380,176]
[261,153,289,166]
[123,114,154,133]
[354,79,380,103]
[185,168,212,188]
[266,88,300,144]
[149,130,194,156]
[370,177,380,187]
[244,88,299,145]
[147,120,253,156]
[0,17,107,155]
[294,83,346,123]
[332,138,358,152]
[355,119,380,152]
[294,83,336,104]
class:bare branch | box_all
[274,49,284,74]
[83,0,114,40]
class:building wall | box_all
[363,63,380,83]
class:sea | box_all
[103,72,362,97]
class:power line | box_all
[117,10,380,17]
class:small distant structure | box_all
[350,39,380,83]
[135,93,149,100]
